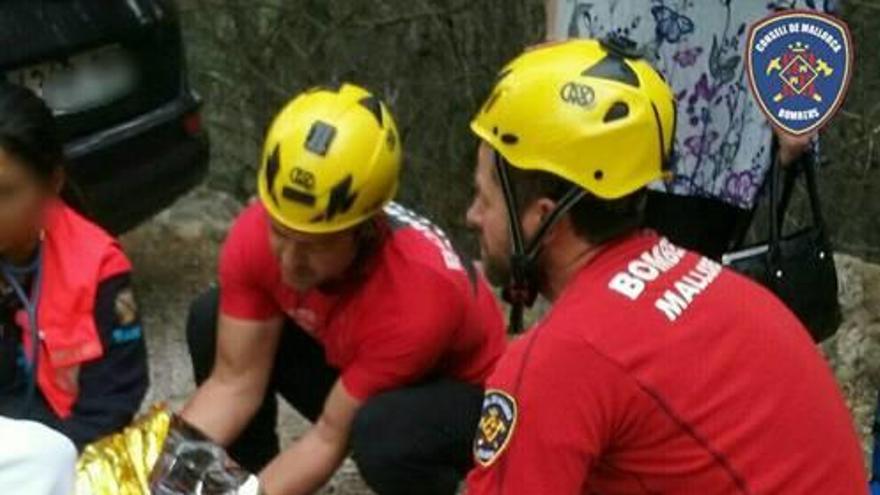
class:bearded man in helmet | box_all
[464,37,866,494]
[180,83,506,495]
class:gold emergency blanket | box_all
[74,403,260,494]
[75,404,171,495]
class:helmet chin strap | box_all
[493,152,586,333]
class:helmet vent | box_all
[494,68,513,85]
[651,103,667,165]
[594,170,604,181]
[359,96,385,128]
[323,175,358,221]
[282,187,317,207]
[501,133,519,145]
[265,144,281,205]
[304,120,337,156]
[604,102,630,123]
[582,55,640,88]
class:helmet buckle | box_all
[502,254,538,307]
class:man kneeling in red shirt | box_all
[181,83,506,495]
[464,38,866,494]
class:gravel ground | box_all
[823,254,880,475]
[119,188,880,490]
[120,188,373,494]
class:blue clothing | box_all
[0,273,148,449]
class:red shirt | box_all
[219,202,506,400]
[467,232,866,494]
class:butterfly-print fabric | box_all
[553,0,837,209]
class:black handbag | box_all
[722,150,841,342]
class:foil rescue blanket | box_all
[75,404,260,495]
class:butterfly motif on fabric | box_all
[722,170,761,204]
[685,74,719,124]
[684,130,719,158]
[709,35,741,86]
[766,0,836,12]
[672,47,703,68]
[651,3,694,44]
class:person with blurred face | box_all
[181,83,506,495]
[0,82,148,448]
[464,38,866,494]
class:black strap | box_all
[801,151,828,234]
[525,186,587,259]
[493,152,532,334]
[494,152,526,257]
[493,152,586,333]
[768,144,782,263]
[765,139,827,267]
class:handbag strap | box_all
[731,137,829,257]
[777,148,829,235]
[767,141,782,262]
[766,140,830,266]
[777,161,797,228]
[800,150,829,235]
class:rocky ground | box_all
[822,254,880,474]
[121,188,880,492]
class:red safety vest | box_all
[17,200,131,418]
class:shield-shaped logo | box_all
[473,389,518,467]
[746,11,853,136]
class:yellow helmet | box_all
[471,38,676,199]
[258,83,402,233]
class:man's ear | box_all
[536,197,557,224]
[537,197,569,245]
[522,197,560,243]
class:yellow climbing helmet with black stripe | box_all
[258,83,402,233]
[471,38,676,199]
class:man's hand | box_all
[181,314,282,446]
[258,380,362,495]
[775,128,816,167]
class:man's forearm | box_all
[181,377,263,446]
[258,425,348,495]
